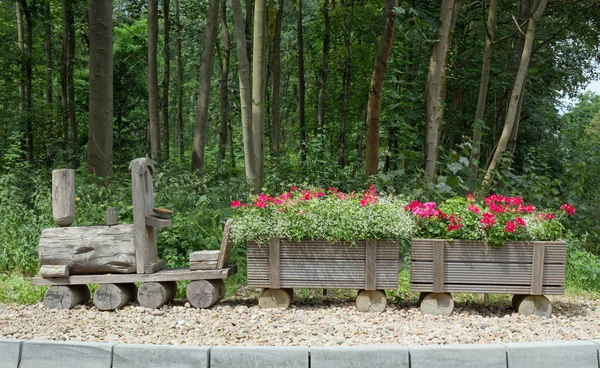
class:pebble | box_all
[1,293,599,346]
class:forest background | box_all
[2,0,600,301]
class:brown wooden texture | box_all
[365,240,377,290]
[145,216,172,228]
[258,288,293,309]
[216,219,234,269]
[530,243,545,295]
[269,238,281,288]
[433,239,445,293]
[410,239,566,295]
[247,240,399,289]
[186,279,226,308]
[31,266,237,286]
[93,283,137,311]
[138,281,176,309]
[39,265,69,278]
[189,261,217,270]
[38,225,136,274]
[52,169,75,227]
[190,250,220,262]
[356,289,387,312]
[44,285,89,309]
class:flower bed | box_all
[406,194,574,317]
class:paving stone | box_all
[311,346,409,368]
[409,343,507,368]
[0,338,22,368]
[112,343,209,368]
[19,340,113,368]
[211,346,309,368]
[504,341,599,368]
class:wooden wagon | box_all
[31,158,236,311]
[246,239,399,312]
[410,239,567,317]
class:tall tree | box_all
[232,0,257,186]
[191,0,220,175]
[469,0,498,186]
[148,0,161,163]
[364,0,397,177]
[17,0,33,162]
[174,0,183,159]
[44,1,53,139]
[88,0,114,178]
[162,0,171,161]
[60,0,68,153]
[423,0,456,182]
[317,0,330,133]
[16,2,24,116]
[67,0,77,168]
[338,0,352,167]
[483,0,548,186]
[245,0,254,67]
[218,0,230,164]
[252,0,267,185]
[297,0,306,162]
[270,0,284,154]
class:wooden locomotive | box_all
[31,158,237,311]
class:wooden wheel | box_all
[187,279,226,309]
[44,285,90,309]
[420,292,454,316]
[511,294,527,310]
[517,295,552,317]
[258,288,293,309]
[356,290,387,313]
[94,283,137,311]
[418,292,430,305]
[138,281,177,309]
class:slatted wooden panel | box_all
[247,240,399,289]
[410,239,566,295]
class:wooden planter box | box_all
[410,239,567,295]
[247,239,399,290]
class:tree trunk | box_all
[270,0,284,154]
[175,0,184,159]
[364,0,397,177]
[506,92,524,158]
[148,0,161,163]
[67,0,77,168]
[232,0,257,187]
[17,0,33,162]
[162,0,171,162]
[423,0,455,183]
[16,2,24,116]
[218,0,231,164]
[317,0,330,133]
[60,0,68,153]
[483,0,548,186]
[338,0,352,167]
[469,0,497,187]
[252,0,267,186]
[191,0,220,175]
[297,0,306,162]
[44,1,54,141]
[88,0,114,178]
[245,0,254,67]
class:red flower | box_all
[525,204,535,213]
[467,194,474,202]
[480,212,496,229]
[231,200,242,208]
[505,221,516,233]
[560,203,576,216]
[547,213,555,220]
[253,200,268,208]
[515,217,526,227]
[447,223,463,232]
[290,185,298,191]
[468,204,480,214]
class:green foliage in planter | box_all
[407,194,574,247]
[230,186,416,244]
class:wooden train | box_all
[31,158,236,311]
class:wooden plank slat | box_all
[531,243,545,295]
[410,283,564,295]
[269,238,281,288]
[144,216,172,228]
[433,239,445,293]
[217,219,234,268]
[31,266,237,286]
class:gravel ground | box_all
[1,289,599,346]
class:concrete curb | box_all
[1,339,599,368]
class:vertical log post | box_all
[365,240,377,290]
[52,169,75,227]
[433,239,445,293]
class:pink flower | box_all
[290,185,298,191]
[447,223,463,232]
[467,204,480,214]
[525,204,535,213]
[467,194,474,202]
[253,200,268,208]
[480,212,496,229]
[561,203,576,216]
[505,221,516,233]
[515,217,526,227]
[547,213,555,220]
[231,200,242,208]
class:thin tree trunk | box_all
[17,0,33,162]
[218,0,231,164]
[423,0,455,182]
[338,0,352,167]
[60,0,68,153]
[67,0,77,168]
[483,0,548,186]
[364,0,397,177]
[317,0,330,133]
[191,0,220,175]
[148,0,161,163]
[469,0,497,187]
[252,0,267,186]
[297,0,306,162]
[506,91,524,158]
[245,0,253,67]
[44,1,54,140]
[16,2,24,115]
[228,115,235,169]
[175,0,184,159]
[88,0,114,178]
[162,0,171,161]
[270,0,284,154]
[232,0,257,186]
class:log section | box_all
[52,169,75,227]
